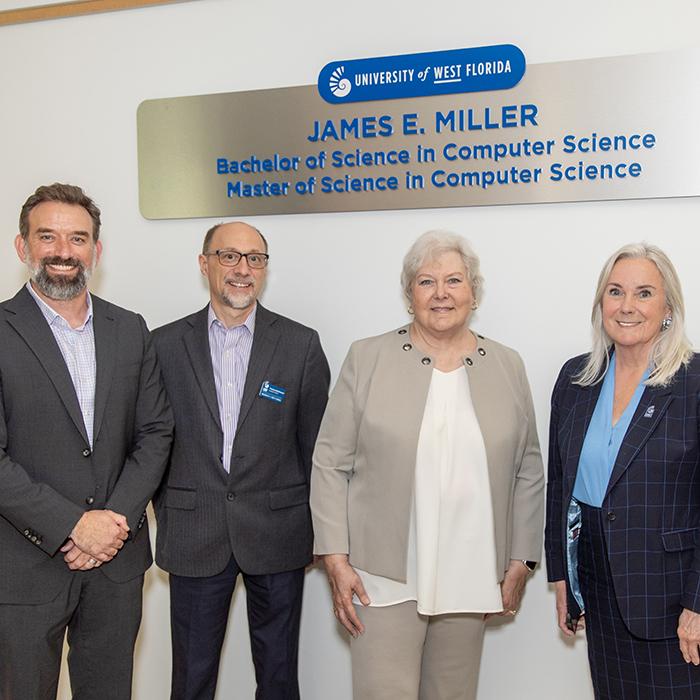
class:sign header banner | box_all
[317,45,526,104]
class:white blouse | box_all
[355,367,502,614]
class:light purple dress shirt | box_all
[208,304,256,472]
[26,282,96,447]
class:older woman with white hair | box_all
[311,230,544,700]
[546,242,700,699]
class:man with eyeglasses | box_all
[153,221,330,700]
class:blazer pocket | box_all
[269,483,308,511]
[662,528,698,552]
[165,487,197,511]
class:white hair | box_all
[401,230,483,302]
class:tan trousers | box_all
[350,601,486,700]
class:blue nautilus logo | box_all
[318,45,526,104]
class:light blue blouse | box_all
[573,354,650,507]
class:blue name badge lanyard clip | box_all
[259,381,285,403]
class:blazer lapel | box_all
[184,308,222,430]
[92,297,117,444]
[605,383,674,497]
[5,287,89,445]
[236,304,280,433]
[564,381,603,495]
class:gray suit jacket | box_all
[311,326,545,582]
[0,286,174,604]
[152,303,330,577]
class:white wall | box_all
[1,0,699,697]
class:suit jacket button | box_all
[82,449,91,458]
[227,492,235,501]
[398,329,407,335]
[31,535,37,542]
[466,358,473,366]
[402,343,412,351]
[606,511,616,521]
[421,357,431,365]
[36,540,42,546]
[24,530,30,537]
[86,496,95,505]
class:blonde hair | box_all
[575,242,692,387]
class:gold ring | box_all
[509,610,516,615]
[89,558,97,565]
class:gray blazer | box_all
[311,326,545,582]
[0,286,173,604]
[153,303,330,577]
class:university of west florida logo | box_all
[329,66,352,98]
[318,45,526,104]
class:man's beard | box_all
[26,249,97,301]
[221,274,256,309]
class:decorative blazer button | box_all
[82,449,91,458]
[227,492,235,501]
[398,329,407,335]
[31,535,37,542]
[86,496,95,505]
[402,343,412,351]
[606,511,616,521]
[478,348,486,356]
[421,357,431,365]
[24,530,30,537]
[36,540,42,546]
[466,358,473,366]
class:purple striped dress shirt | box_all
[26,282,96,447]
[208,304,256,472]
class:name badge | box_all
[260,381,285,403]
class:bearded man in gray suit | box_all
[0,183,173,699]
[153,221,330,700]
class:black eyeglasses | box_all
[203,250,269,269]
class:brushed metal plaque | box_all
[137,49,700,219]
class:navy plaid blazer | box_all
[546,353,700,640]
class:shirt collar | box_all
[26,280,93,330]
[207,302,257,335]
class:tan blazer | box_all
[310,326,544,583]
